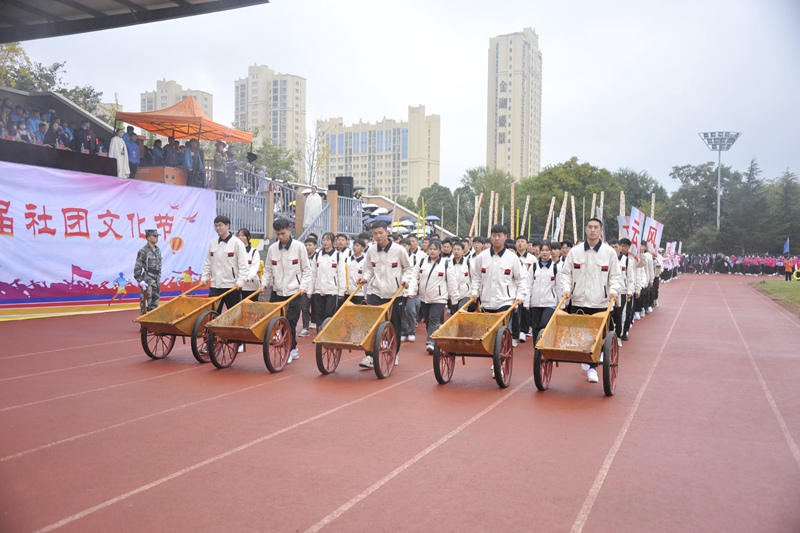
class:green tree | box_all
[417,182,456,233]
[764,168,800,254]
[57,84,103,114]
[0,42,64,92]
[396,196,417,212]
[253,138,297,182]
[456,167,515,236]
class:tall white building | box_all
[487,27,543,180]
[234,65,306,181]
[317,105,440,200]
[140,79,213,118]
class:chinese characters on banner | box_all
[628,207,646,263]
[643,216,664,254]
[617,216,630,239]
[0,161,215,310]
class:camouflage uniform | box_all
[134,243,162,314]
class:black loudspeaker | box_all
[335,175,354,198]
[327,183,344,196]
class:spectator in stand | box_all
[126,133,140,177]
[63,121,76,142]
[122,125,135,142]
[34,122,47,144]
[16,121,34,143]
[213,141,229,191]
[109,129,130,178]
[43,122,69,148]
[151,139,164,166]
[5,121,17,141]
[184,138,205,187]
[0,106,11,127]
[10,105,24,122]
[72,119,98,154]
[27,109,41,133]
[163,136,179,166]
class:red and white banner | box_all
[617,216,630,239]
[628,206,646,263]
[0,161,215,315]
[643,216,664,253]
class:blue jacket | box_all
[125,139,140,164]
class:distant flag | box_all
[784,238,790,255]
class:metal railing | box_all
[338,196,363,236]
[215,190,266,237]
[297,202,331,242]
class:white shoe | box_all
[490,365,502,379]
[400,335,408,342]
[647,307,653,314]
[407,335,415,342]
[199,346,208,355]
[581,363,590,371]
[286,348,298,364]
[587,368,599,383]
[512,339,518,347]
[519,332,526,342]
[310,322,317,329]
[237,344,244,353]
[617,337,623,347]
[633,312,641,320]
[394,356,399,366]
[426,344,434,354]
[359,355,373,369]
[298,328,310,337]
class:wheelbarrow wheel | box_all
[264,317,291,373]
[373,321,397,379]
[191,310,218,363]
[315,317,341,374]
[208,330,238,369]
[432,343,454,384]
[492,326,513,388]
[533,330,552,391]
[141,328,175,360]
[602,332,619,396]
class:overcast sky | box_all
[22,0,800,192]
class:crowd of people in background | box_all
[1,98,105,153]
[680,253,799,279]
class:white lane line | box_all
[570,282,693,533]
[0,354,141,382]
[305,376,533,533]
[33,370,431,532]
[746,283,800,327]
[1,368,298,463]
[718,284,800,468]
[0,366,201,413]
[0,338,137,360]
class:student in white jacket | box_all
[310,232,346,329]
[559,218,621,383]
[449,240,472,314]
[417,240,459,353]
[525,242,560,341]
[346,238,368,305]
[261,218,312,362]
[201,215,248,312]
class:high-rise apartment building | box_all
[317,105,440,200]
[487,27,542,180]
[234,65,306,181]
[140,79,213,118]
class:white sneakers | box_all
[633,312,641,321]
[407,335,415,342]
[298,328,310,337]
[512,339,518,348]
[286,348,299,364]
[519,332,526,343]
[617,337,623,347]
[310,322,317,329]
[237,344,244,353]
[647,306,654,314]
[401,335,408,342]
[359,355,374,369]
[426,344,434,354]
[587,368,599,383]
[395,356,399,366]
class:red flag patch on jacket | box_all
[438,271,444,276]
[227,252,234,257]
[391,262,398,268]
[601,265,609,272]
[292,258,298,265]
[573,263,581,269]
[272,260,278,265]
[504,269,511,275]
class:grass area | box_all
[753,280,800,316]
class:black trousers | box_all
[209,286,241,313]
[366,294,405,354]
[529,307,555,339]
[612,297,627,338]
[623,296,634,336]
[312,294,339,328]
[270,292,301,350]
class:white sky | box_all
[23,0,800,191]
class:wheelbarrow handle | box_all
[456,297,476,313]
[178,280,208,297]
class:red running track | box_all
[1,275,799,532]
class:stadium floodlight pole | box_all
[698,131,741,231]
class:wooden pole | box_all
[509,184,515,237]
[590,193,597,219]
[493,192,499,225]
[599,191,604,220]
[469,193,483,237]
[487,191,495,237]
[571,195,578,243]
[520,196,530,239]
[619,191,625,239]
[558,191,568,242]
[543,196,556,241]
[651,192,656,219]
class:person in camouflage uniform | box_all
[134,229,162,314]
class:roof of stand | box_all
[0,0,270,43]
